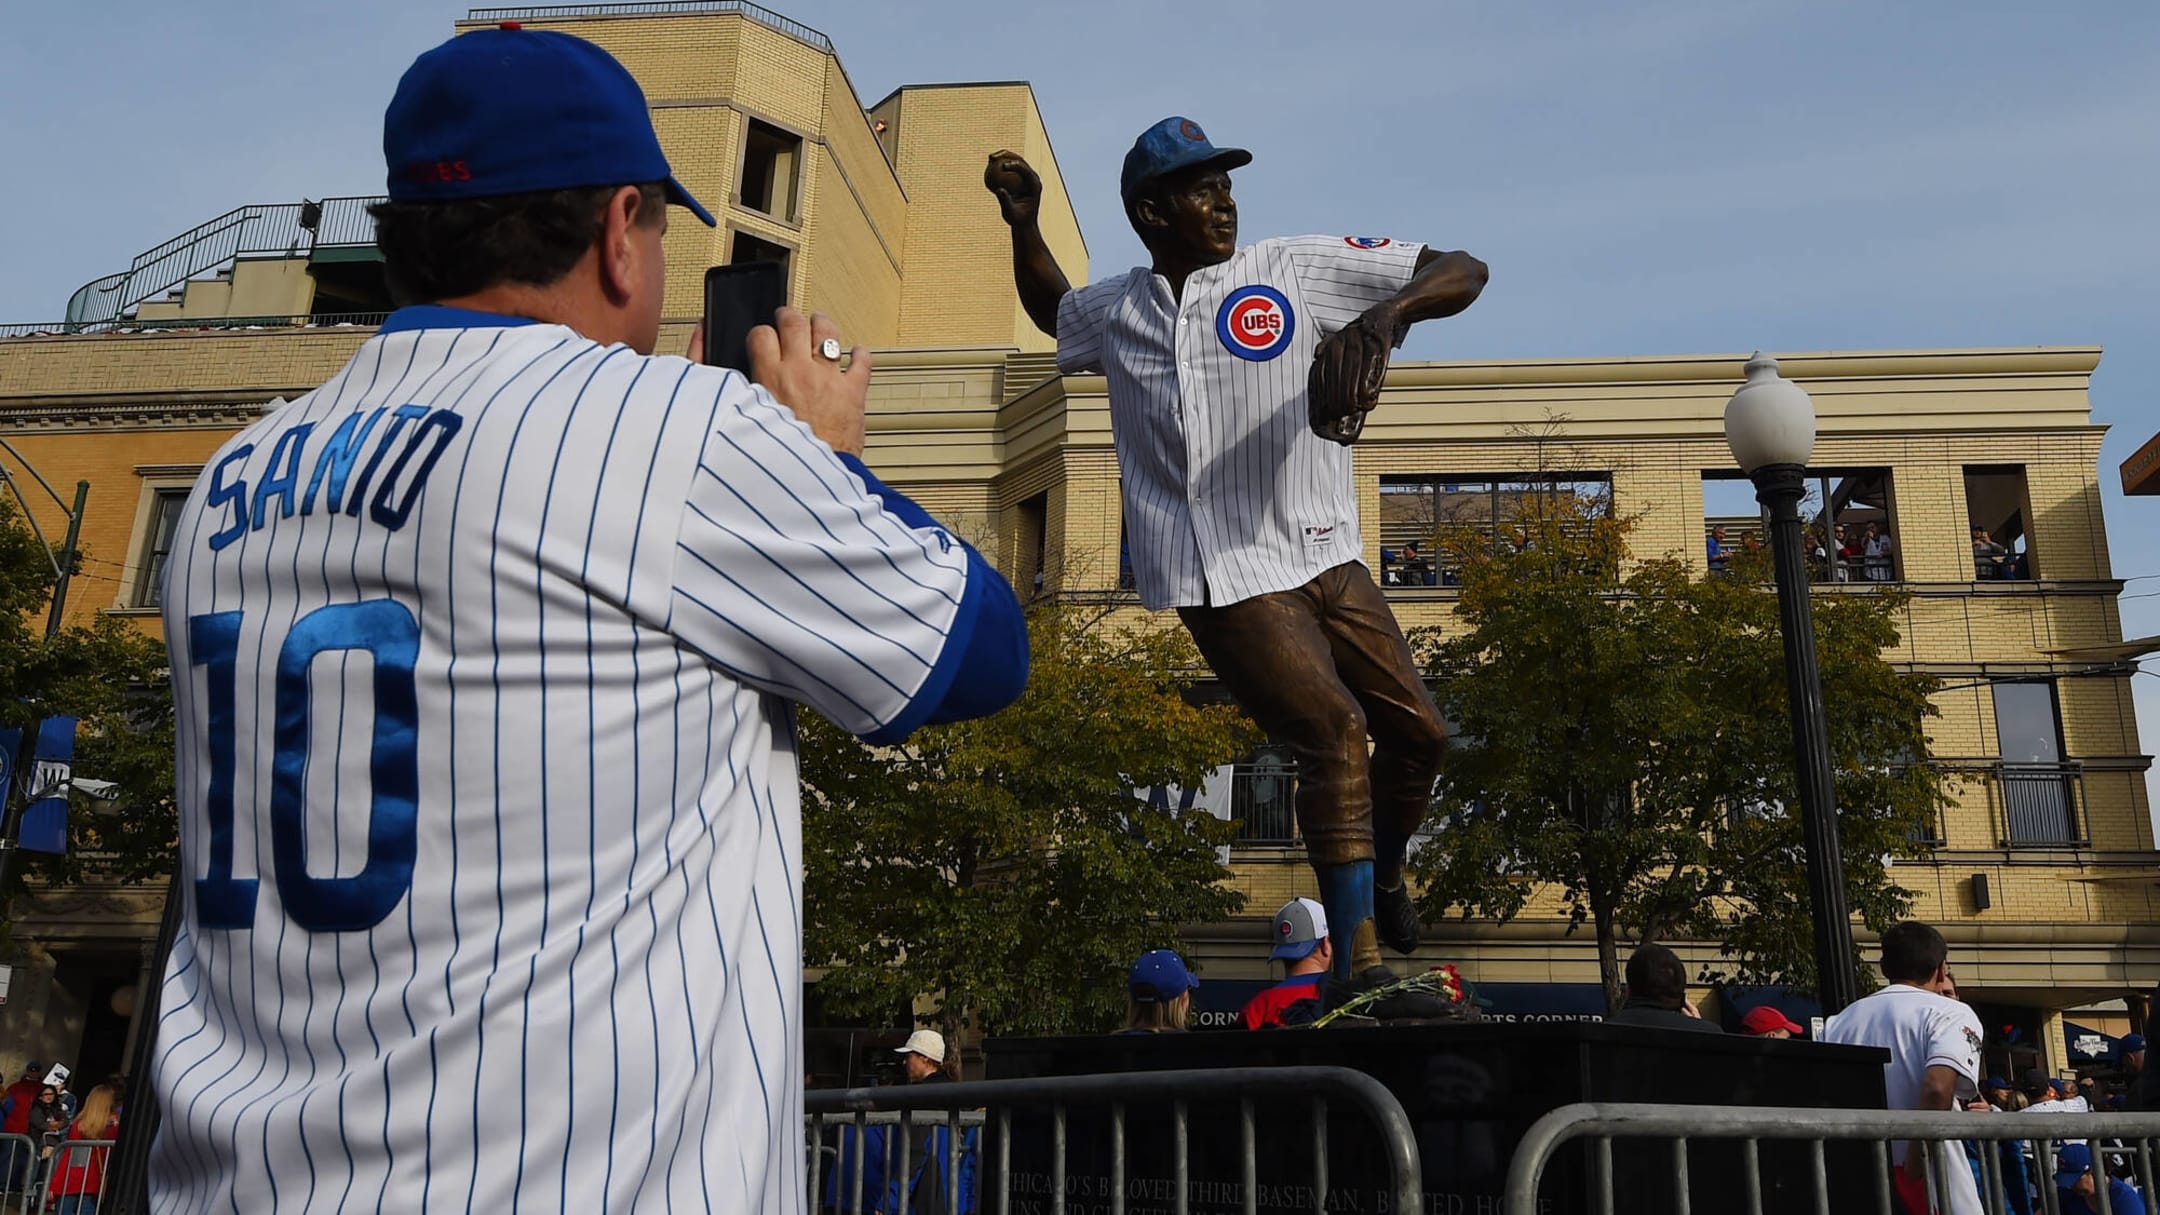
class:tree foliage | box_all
[0,497,175,926]
[1407,487,1950,1009]
[801,602,1255,1039]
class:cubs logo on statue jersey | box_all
[1216,285,1296,361]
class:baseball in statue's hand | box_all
[984,150,1043,226]
[1308,305,1401,445]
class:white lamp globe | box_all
[1724,351,1817,473]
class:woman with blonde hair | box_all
[47,1083,117,1215]
[1121,950,1199,1034]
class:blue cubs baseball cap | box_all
[2122,1033,2147,1054]
[1120,116,1252,204]
[1128,949,1199,1003]
[2056,1142,2094,1187]
[383,23,715,226]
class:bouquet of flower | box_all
[1310,964,1474,1027]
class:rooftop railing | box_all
[466,1,832,50]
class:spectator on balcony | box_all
[1242,898,1333,1029]
[1706,526,1730,573]
[1606,944,1721,1034]
[1864,521,1898,581]
[1973,527,2010,579]
[1121,950,1198,1034]
[1400,543,1434,587]
[1804,526,1834,582]
[1836,524,1863,582]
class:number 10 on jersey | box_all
[187,600,421,933]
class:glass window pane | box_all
[1992,682,2062,764]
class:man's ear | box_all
[597,184,647,303]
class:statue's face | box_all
[1136,166,1238,264]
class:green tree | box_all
[0,498,175,928]
[801,602,1255,1040]
[1407,489,1949,1009]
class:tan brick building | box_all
[0,1,2150,1080]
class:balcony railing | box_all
[1995,761,2085,847]
[0,312,389,340]
[1230,764,1298,845]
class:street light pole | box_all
[1725,352,1859,1015]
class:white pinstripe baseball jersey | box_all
[149,306,1024,1213]
[1057,235,1425,609]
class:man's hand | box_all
[1308,302,1403,445]
[747,308,872,457]
[984,150,1043,227]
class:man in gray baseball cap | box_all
[1241,898,1334,1029]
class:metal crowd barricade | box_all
[30,1138,115,1215]
[1505,1103,2160,1215]
[805,1065,1421,1215]
[0,1133,39,1215]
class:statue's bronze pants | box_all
[1177,562,1446,869]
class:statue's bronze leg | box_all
[1177,580,1375,868]
[1311,565,1449,885]
[1180,563,1447,977]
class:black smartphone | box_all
[702,262,789,372]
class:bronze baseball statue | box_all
[988,117,1488,998]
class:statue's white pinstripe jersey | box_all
[1056,235,1425,610]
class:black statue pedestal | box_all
[984,1023,1890,1214]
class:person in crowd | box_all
[2056,1144,2147,1215]
[895,1029,953,1086]
[1243,898,1334,1029]
[0,1063,42,1194]
[46,1083,117,1215]
[888,1031,971,1215]
[1606,944,1722,1034]
[1706,525,1730,572]
[2021,1069,2071,1113]
[1741,1006,1805,1039]
[1973,526,2010,578]
[2118,1034,2148,1111]
[1984,1077,2016,1110]
[1864,520,1898,581]
[1821,921,1986,1215]
[1122,950,1198,1034]
[2056,1077,2089,1113]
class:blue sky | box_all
[3,0,2158,803]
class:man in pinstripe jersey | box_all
[148,27,1027,1213]
[987,118,1487,990]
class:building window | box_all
[729,230,793,278]
[132,488,189,608]
[1231,745,1297,844]
[1015,492,1048,597]
[1702,468,1898,583]
[1116,521,1136,592]
[738,119,802,222]
[1992,680,2081,845]
[1965,465,2035,580]
[1376,474,1611,587]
